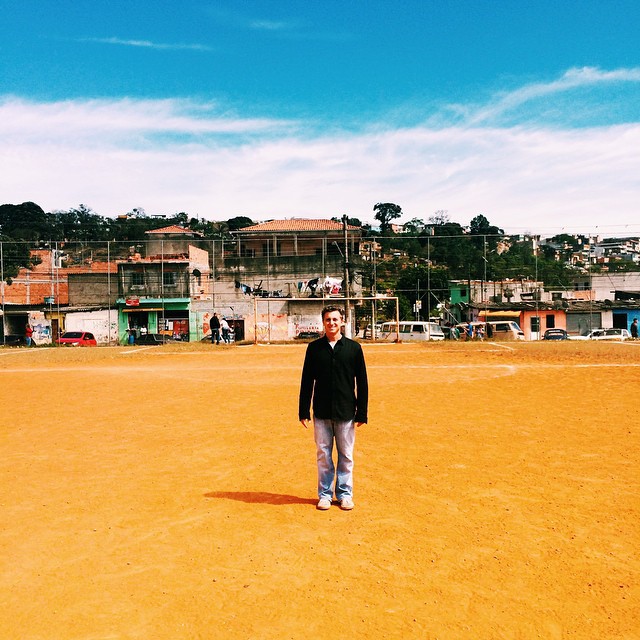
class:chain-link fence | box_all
[2,232,638,345]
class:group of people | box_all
[210,313,232,344]
[459,322,492,340]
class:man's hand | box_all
[300,419,310,429]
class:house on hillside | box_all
[116,226,212,343]
[569,272,640,303]
[0,248,116,344]
[230,218,361,259]
[215,218,366,340]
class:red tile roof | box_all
[236,218,361,233]
[145,225,202,235]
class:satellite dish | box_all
[192,268,201,277]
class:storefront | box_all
[118,297,191,343]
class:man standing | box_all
[299,306,368,511]
[211,313,221,345]
[631,318,639,339]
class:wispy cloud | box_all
[205,7,348,42]
[79,36,213,52]
[457,66,640,127]
[249,20,295,32]
[0,97,295,144]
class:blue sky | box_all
[2,0,639,234]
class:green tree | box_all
[469,214,504,251]
[0,235,35,281]
[51,204,110,241]
[394,264,450,321]
[402,217,426,234]
[226,216,254,231]
[171,212,189,227]
[0,202,51,240]
[373,202,402,234]
[425,212,475,279]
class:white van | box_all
[379,321,445,342]
[489,320,525,340]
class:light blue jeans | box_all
[313,418,356,501]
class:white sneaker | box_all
[316,497,332,510]
[340,497,355,510]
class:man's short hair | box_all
[321,305,345,320]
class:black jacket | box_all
[298,335,368,423]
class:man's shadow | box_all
[204,491,316,506]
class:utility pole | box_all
[342,214,352,337]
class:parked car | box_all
[135,333,174,345]
[56,331,97,346]
[1,334,24,346]
[295,331,321,340]
[543,328,569,341]
[571,328,631,341]
[380,321,445,341]
[362,324,382,340]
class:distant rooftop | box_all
[145,225,203,236]
[235,218,361,233]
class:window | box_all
[163,271,176,286]
[132,272,144,286]
[531,316,540,332]
[546,314,555,329]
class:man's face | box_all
[323,310,343,340]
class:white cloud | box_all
[0,97,295,144]
[249,20,293,31]
[1,73,639,235]
[78,36,213,52]
[460,66,640,126]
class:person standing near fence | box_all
[220,316,231,343]
[299,305,368,511]
[211,313,221,345]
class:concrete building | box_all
[116,226,212,343]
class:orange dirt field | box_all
[1,340,639,639]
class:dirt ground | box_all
[1,340,639,639]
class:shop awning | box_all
[478,310,521,318]
[121,307,165,312]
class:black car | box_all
[543,328,568,341]
[295,331,321,340]
[135,333,174,345]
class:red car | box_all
[56,331,97,346]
